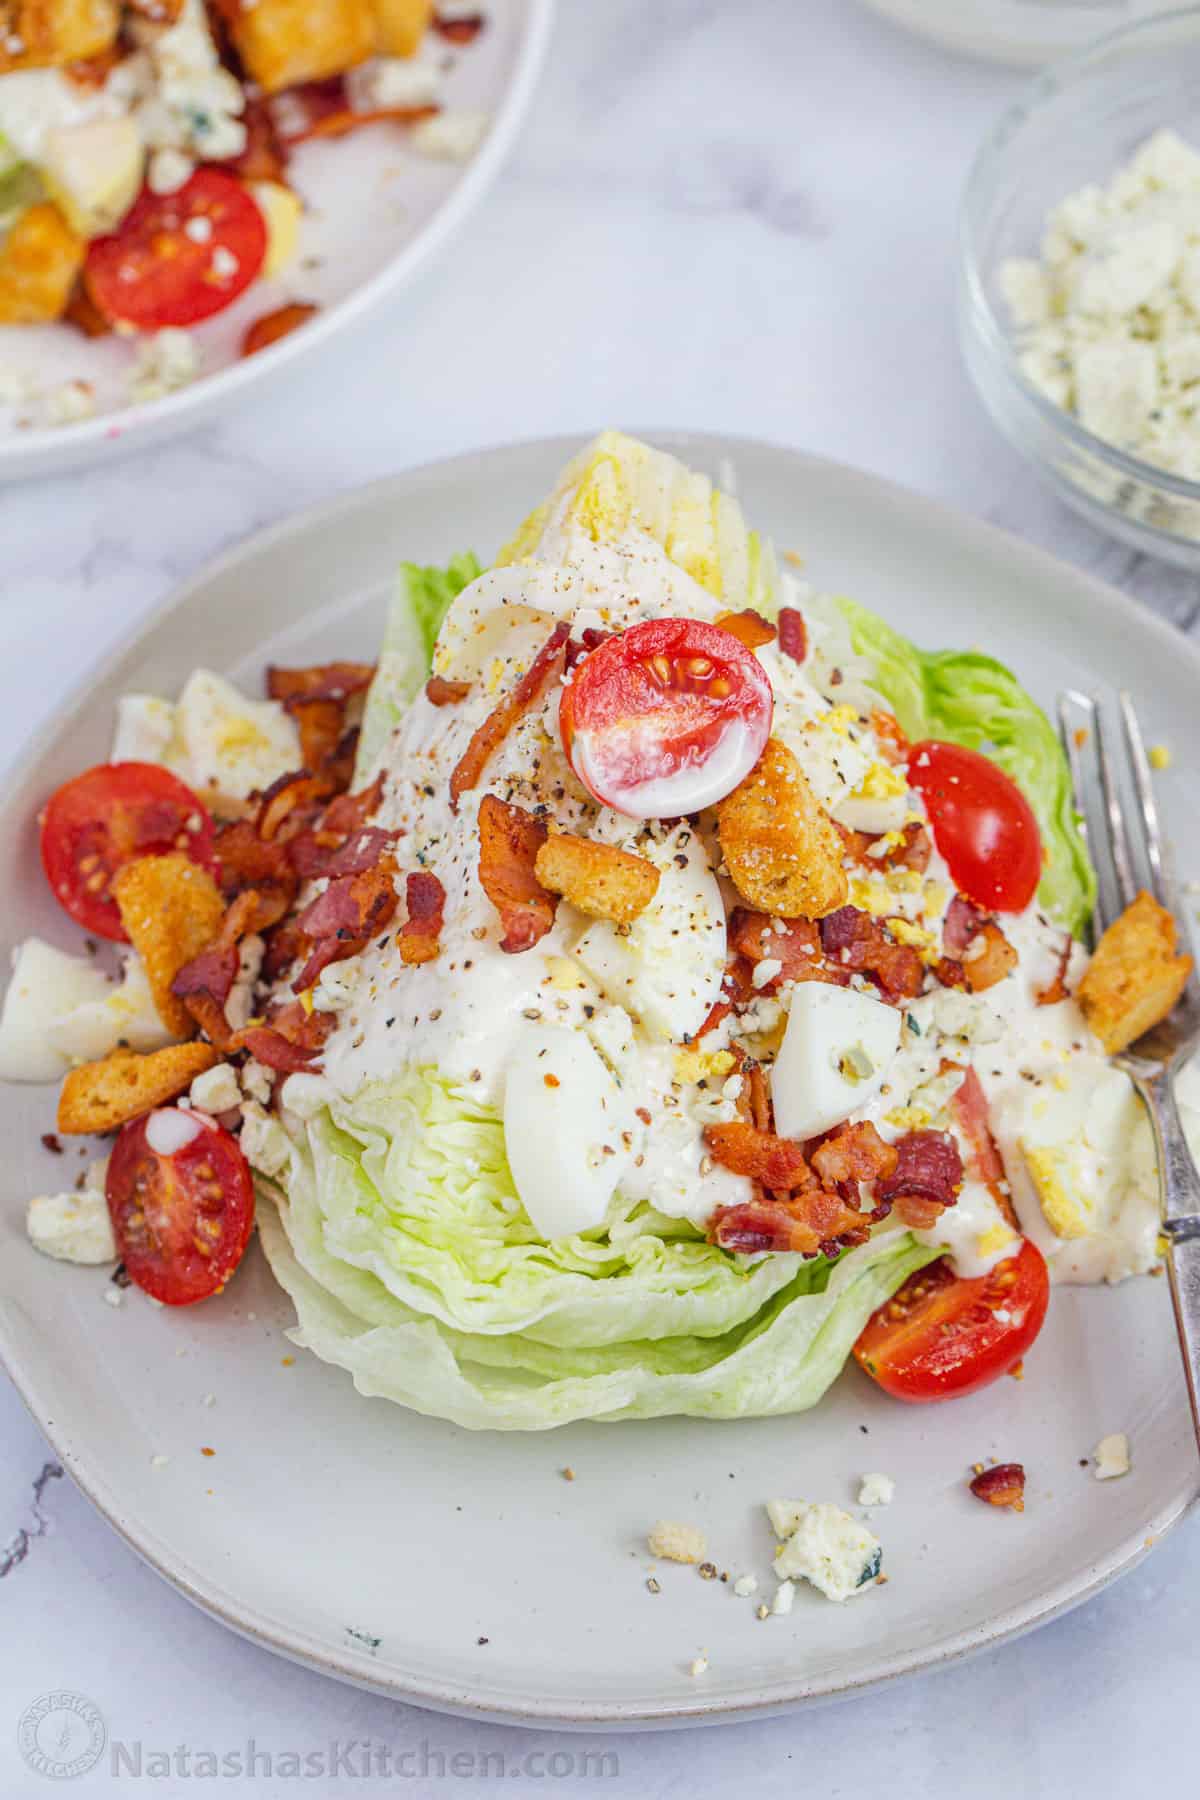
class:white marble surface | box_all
[2,2,1198,1793]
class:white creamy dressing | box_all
[297,528,1171,1275]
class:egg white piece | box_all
[503,1023,635,1241]
[772,983,901,1142]
[572,825,726,1043]
[0,939,121,1083]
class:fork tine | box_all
[1118,691,1168,906]
[1059,690,1119,935]
[1093,696,1139,917]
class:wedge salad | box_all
[5,431,1198,1432]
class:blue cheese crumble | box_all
[768,1499,883,1602]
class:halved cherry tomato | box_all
[853,1239,1049,1403]
[908,740,1041,913]
[559,617,773,817]
[105,1108,255,1306]
[84,170,267,330]
[40,762,216,942]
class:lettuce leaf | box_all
[354,553,481,784]
[257,1069,940,1430]
[835,596,1095,935]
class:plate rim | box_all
[3,428,1199,1727]
[0,0,556,483]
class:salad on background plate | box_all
[0,0,493,428]
[4,432,1195,1482]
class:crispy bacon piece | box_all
[476,795,556,953]
[1036,933,1073,1007]
[811,1120,898,1189]
[434,9,486,42]
[876,1129,963,1230]
[743,1061,772,1134]
[297,825,400,882]
[399,871,446,965]
[715,608,776,651]
[256,771,336,843]
[702,1121,813,1192]
[213,818,299,908]
[449,622,570,809]
[695,998,733,1039]
[261,917,306,983]
[267,662,376,706]
[172,941,239,1009]
[949,1065,1017,1226]
[64,278,111,338]
[171,886,284,1047]
[777,606,807,663]
[728,909,838,991]
[943,893,987,954]
[292,857,399,992]
[425,675,471,706]
[322,727,360,794]
[564,627,612,669]
[838,818,932,874]
[221,93,288,183]
[870,709,910,766]
[819,907,924,1003]
[271,78,437,144]
[234,1001,334,1072]
[969,1464,1026,1512]
[292,697,344,773]
[708,1189,876,1258]
[243,302,318,359]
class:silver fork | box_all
[1060,689,1200,1456]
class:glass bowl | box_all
[960,6,1200,569]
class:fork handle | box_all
[1133,1068,1200,1456]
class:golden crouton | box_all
[113,855,226,1041]
[371,0,432,56]
[534,831,660,925]
[228,0,375,94]
[1078,890,1193,1055]
[716,738,848,919]
[0,0,119,71]
[0,202,84,325]
[58,1042,220,1135]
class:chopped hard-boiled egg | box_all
[0,939,172,1083]
[834,760,911,836]
[503,1024,635,1240]
[573,826,726,1042]
[249,181,302,277]
[111,670,301,807]
[41,115,143,236]
[772,983,901,1142]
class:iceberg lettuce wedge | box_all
[354,552,481,784]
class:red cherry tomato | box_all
[85,170,267,330]
[105,1108,255,1306]
[853,1239,1049,1403]
[908,740,1041,913]
[559,617,773,817]
[40,762,216,942]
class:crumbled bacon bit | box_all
[449,623,570,809]
[290,697,344,773]
[1036,933,1073,1007]
[969,1463,1026,1512]
[870,709,910,766]
[256,771,337,844]
[266,662,376,706]
[221,91,288,183]
[292,824,400,882]
[876,1129,963,1229]
[242,302,318,359]
[709,1187,876,1259]
[425,674,471,707]
[476,794,557,953]
[564,627,612,669]
[949,1065,1017,1226]
[837,819,931,874]
[399,871,446,965]
[777,607,807,663]
[715,608,776,651]
[434,9,486,43]
[703,1121,813,1192]
[728,909,838,991]
[819,907,924,1002]
[292,856,399,992]
[810,1120,898,1189]
[271,76,438,144]
[40,1133,62,1155]
[234,1000,333,1072]
[213,819,299,911]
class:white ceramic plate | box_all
[1,434,1197,1728]
[0,2,553,483]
